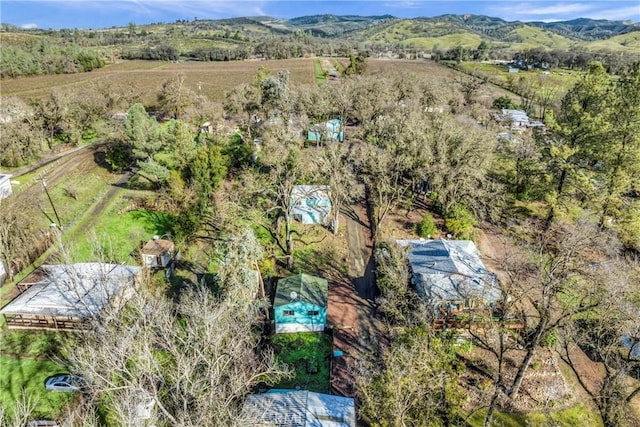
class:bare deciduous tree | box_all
[311,143,361,234]
[507,220,615,399]
[559,260,640,426]
[67,230,291,426]
[0,198,44,281]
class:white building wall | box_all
[0,175,13,200]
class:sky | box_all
[1,0,639,30]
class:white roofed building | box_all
[397,239,501,313]
[0,263,140,330]
[0,174,13,200]
[244,389,355,427]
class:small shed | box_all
[307,118,344,143]
[0,174,13,200]
[274,274,328,333]
[244,389,355,426]
[397,239,500,311]
[141,238,176,269]
[200,121,214,134]
[291,185,332,226]
[0,263,140,330]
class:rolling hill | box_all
[1,14,638,57]
[342,14,639,50]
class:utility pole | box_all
[38,177,63,230]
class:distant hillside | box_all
[2,13,638,65]
[530,18,640,41]
[587,30,640,52]
[285,14,394,36]
[347,14,639,50]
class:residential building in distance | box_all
[0,174,13,200]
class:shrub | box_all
[541,329,557,348]
[445,205,477,240]
[415,212,437,238]
[105,141,132,172]
[492,95,516,110]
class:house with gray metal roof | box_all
[244,389,355,427]
[0,263,140,330]
[397,239,500,310]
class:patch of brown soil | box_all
[461,346,575,413]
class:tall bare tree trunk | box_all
[509,321,546,399]
[285,216,293,270]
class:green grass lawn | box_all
[271,332,332,393]
[465,403,602,427]
[313,59,327,85]
[69,192,173,263]
[0,355,74,419]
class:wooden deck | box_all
[3,314,89,331]
[433,309,524,331]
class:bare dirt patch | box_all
[461,346,575,413]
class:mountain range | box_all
[206,14,639,41]
[3,14,639,54]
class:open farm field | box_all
[400,32,483,49]
[461,61,582,91]
[1,58,316,103]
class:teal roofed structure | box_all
[291,185,332,226]
[274,274,328,333]
[307,118,344,143]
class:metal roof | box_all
[397,239,501,305]
[244,390,355,427]
[141,238,174,256]
[274,274,328,308]
[0,263,140,318]
[291,185,331,203]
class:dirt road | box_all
[329,196,385,397]
[5,143,130,267]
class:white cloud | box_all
[383,1,424,9]
[585,5,640,21]
[19,23,39,29]
[487,2,591,20]
[486,1,639,22]
[516,3,592,16]
[69,0,267,19]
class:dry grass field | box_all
[1,57,518,108]
[1,58,317,103]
